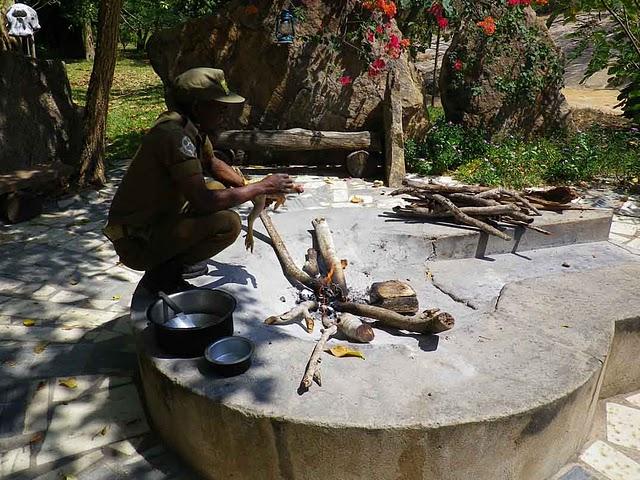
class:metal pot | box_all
[147,289,236,357]
[205,336,254,376]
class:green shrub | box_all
[406,108,640,188]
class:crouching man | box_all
[104,67,293,293]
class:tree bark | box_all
[77,0,123,187]
[82,20,96,61]
[0,0,14,51]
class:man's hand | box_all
[259,174,295,195]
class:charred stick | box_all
[333,302,454,334]
[300,324,337,391]
[430,194,512,241]
[260,212,322,293]
[303,248,320,278]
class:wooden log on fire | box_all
[334,302,454,334]
[213,128,382,152]
[312,217,348,298]
[260,212,322,293]
[369,280,419,315]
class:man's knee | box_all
[219,210,242,240]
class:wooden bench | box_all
[0,162,73,223]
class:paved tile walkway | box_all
[0,162,638,479]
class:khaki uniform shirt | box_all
[108,111,212,227]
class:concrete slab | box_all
[129,209,640,480]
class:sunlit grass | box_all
[65,55,166,162]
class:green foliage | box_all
[407,109,640,187]
[66,54,166,162]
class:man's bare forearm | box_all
[209,157,245,188]
[200,183,265,212]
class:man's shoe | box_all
[182,261,209,279]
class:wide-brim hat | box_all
[172,67,245,104]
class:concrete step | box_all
[129,209,639,480]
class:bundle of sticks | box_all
[391,180,587,241]
[259,211,455,393]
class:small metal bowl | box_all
[204,336,254,377]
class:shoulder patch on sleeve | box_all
[179,136,197,158]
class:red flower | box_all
[376,24,384,34]
[339,75,353,86]
[453,59,463,71]
[400,38,411,48]
[437,16,449,29]
[477,16,496,36]
[368,57,387,77]
[366,30,375,43]
[388,34,400,49]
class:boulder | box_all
[146,0,427,140]
[0,52,81,174]
[440,7,572,138]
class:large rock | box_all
[147,0,427,139]
[440,7,572,138]
[0,52,81,174]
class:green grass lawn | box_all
[65,54,166,163]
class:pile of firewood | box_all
[391,180,586,241]
[259,212,455,393]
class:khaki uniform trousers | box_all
[112,181,241,271]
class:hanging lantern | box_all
[275,8,296,45]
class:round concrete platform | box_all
[130,208,640,480]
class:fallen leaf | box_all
[58,377,78,389]
[561,325,571,328]
[23,319,36,327]
[340,259,348,270]
[350,195,364,204]
[111,295,121,301]
[324,178,333,184]
[33,342,49,354]
[373,180,384,188]
[326,345,365,360]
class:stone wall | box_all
[0,52,81,174]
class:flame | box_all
[324,264,336,286]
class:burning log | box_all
[260,211,322,293]
[265,301,318,333]
[334,302,454,334]
[369,280,419,315]
[300,324,337,391]
[312,217,348,298]
[336,313,375,343]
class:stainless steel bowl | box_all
[204,336,254,376]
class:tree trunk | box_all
[135,29,147,51]
[1,0,14,51]
[82,20,96,61]
[77,0,123,187]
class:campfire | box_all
[259,212,455,393]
